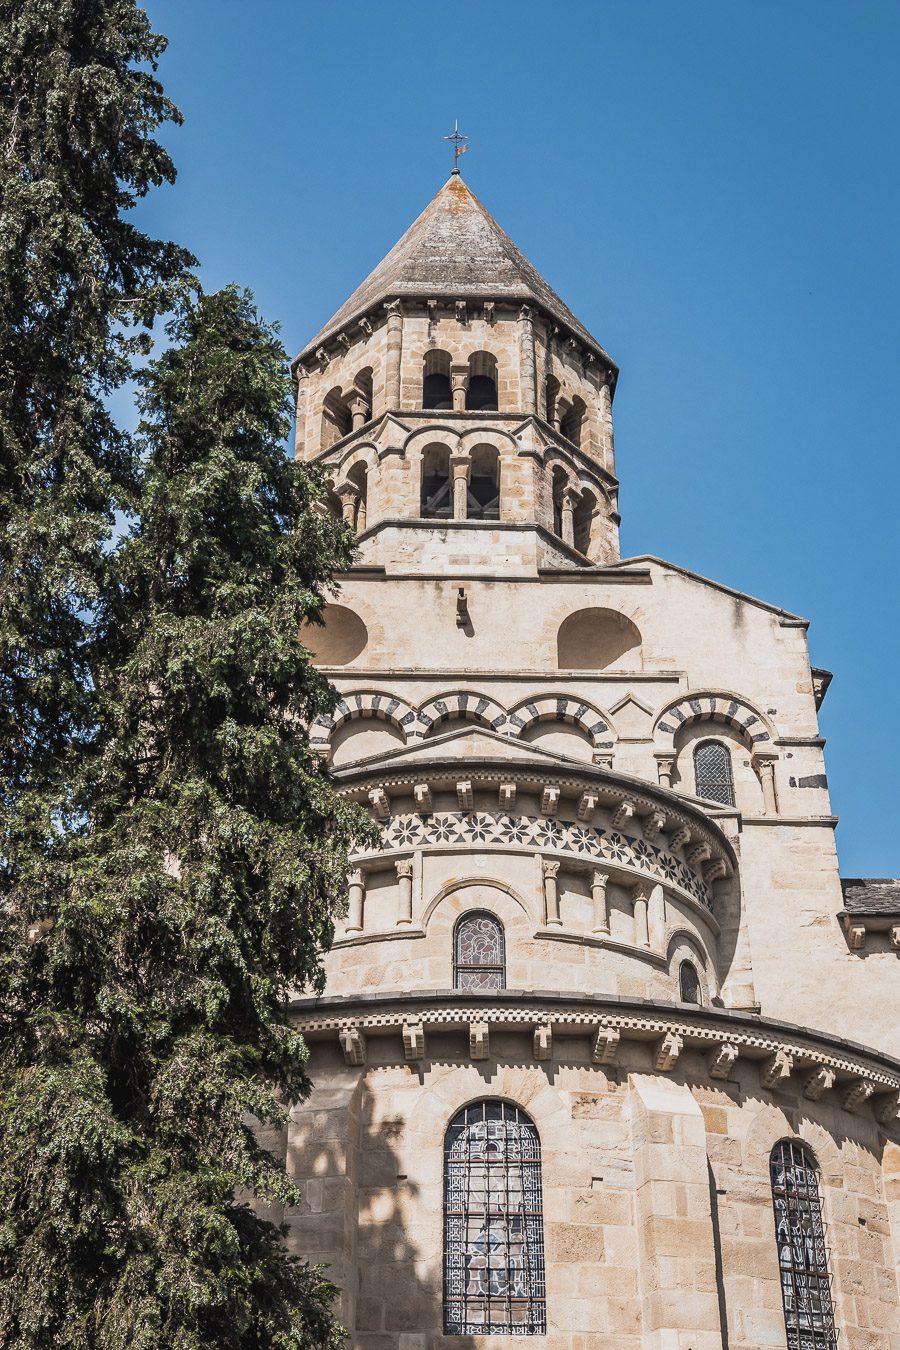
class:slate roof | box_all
[297,174,614,366]
[840,878,900,916]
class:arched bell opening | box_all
[423,350,452,410]
[421,443,452,519]
[466,351,498,411]
[467,444,500,520]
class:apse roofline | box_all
[611,555,810,626]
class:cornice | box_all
[289,988,900,1126]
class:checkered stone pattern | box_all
[360,810,713,910]
[656,693,771,750]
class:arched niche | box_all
[520,720,594,762]
[302,603,368,666]
[557,608,642,670]
[330,716,404,768]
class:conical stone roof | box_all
[297,174,613,366]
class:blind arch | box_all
[694,739,736,806]
[444,1101,546,1335]
[770,1139,838,1349]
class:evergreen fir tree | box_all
[1,285,368,1347]
[1,2,369,1342]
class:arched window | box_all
[466,352,498,411]
[444,1101,546,1336]
[572,487,597,556]
[468,445,500,520]
[694,740,735,807]
[560,395,585,448]
[678,959,702,1005]
[424,350,452,410]
[770,1141,838,1350]
[321,386,351,448]
[421,444,452,518]
[454,913,505,990]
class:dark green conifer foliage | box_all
[1,2,369,1343]
[1,285,368,1347]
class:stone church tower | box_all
[281,171,900,1348]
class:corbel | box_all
[643,810,667,842]
[469,1021,489,1060]
[455,300,467,325]
[611,797,635,829]
[413,783,433,814]
[456,781,474,812]
[845,921,867,951]
[592,1025,620,1064]
[669,824,691,851]
[687,841,711,866]
[876,1091,900,1127]
[540,785,560,817]
[704,858,727,884]
[891,925,900,951]
[402,1022,425,1062]
[315,345,331,368]
[707,1042,739,1080]
[484,301,495,325]
[577,790,599,821]
[533,1023,552,1061]
[359,316,373,337]
[337,331,352,353]
[842,1078,875,1112]
[760,1050,793,1089]
[368,787,391,821]
[655,1031,683,1072]
[498,782,517,811]
[339,1025,366,1066]
[456,587,469,628]
[803,1066,836,1100]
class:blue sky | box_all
[139,0,900,875]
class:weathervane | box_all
[444,120,469,175]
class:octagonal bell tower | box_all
[292,171,621,567]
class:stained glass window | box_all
[679,959,702,1004]
[770,1140,838,1350]
[454,912,505,991]
[694,739,736,806]
[444,1101,546,1336]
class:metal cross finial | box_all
[444,120,469,175]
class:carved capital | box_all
[542,859,561,880]
[394,858,414,880]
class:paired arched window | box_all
[454,913,505,990]
[770,1141,837,1349]
[693,739,735,807]
[466,351,498,411]
[444,1101,546,1335]
[678,959,702,1005]
[423,350,452,410]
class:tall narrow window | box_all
[678,959,702,1005]
[454,913,505,990]
[694,739,735,806]
[770,1141,838,1350]
[444,1101,546,1336]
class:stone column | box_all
[384,299,403,409]
[395,858,413,926]
[346,868,365,935]
[293,367,309,460]
[336,483,359,528]
[648,882,666,950]
[591,867,610,935]
[629,1076,725,1349]
[655,754,675,789]
[542,859,562,927]
[450,363,469,412]
[632,882,651,949]
[349,394,370,431]
[450,454,471,521]
[755,755,778,815]
[517,305,537,414]
[560,486,579,548]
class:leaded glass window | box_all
[694,739,735,806]
[770,1140,838,1350]
[444,1101,546,1336]
[454,912,505,991]
[679,959,702,1004]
